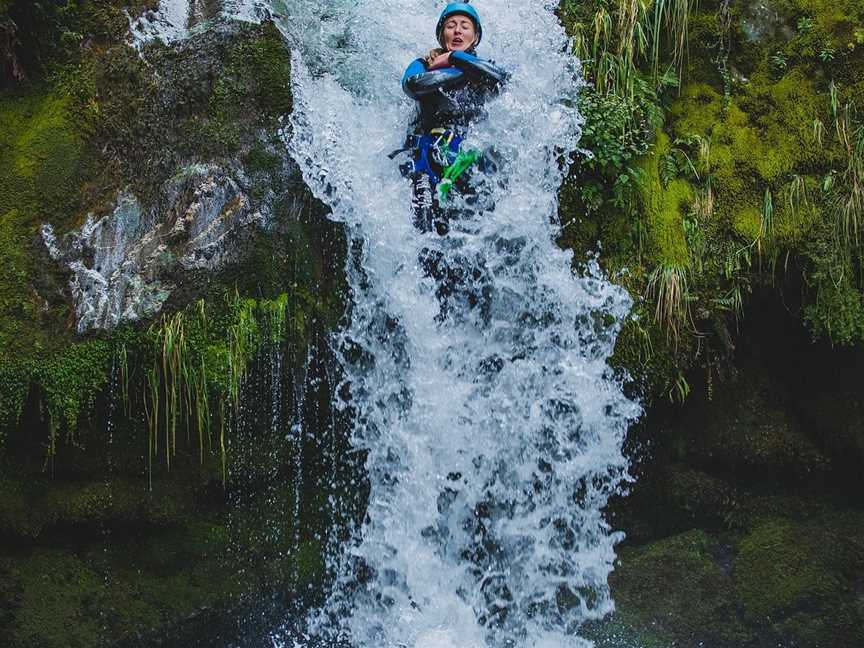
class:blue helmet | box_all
[436,3,482,47]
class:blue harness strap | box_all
[411,130,464,184]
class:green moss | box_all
[668,71,826,240]
[0,89,89,225]
[635,132,692,266]
[1,1,154,86]
[0,478,31,537]
[803,232,864,344]
[6,551,107,648]
[0,477,194,540]
[734,513,864,644]
[202,22,292,155]
[0,88,94,363]
[733,205,762,241]
[35,340,112,441]
[4,526,243,648]
[1,477,326,647]
[789,0,864,50]
[0,209,36,362]
[0,337,115,456]
[605,503,864,647]
[558,0,864,380]
[656,464,733,523]
[610,530,748,644]
[42,480,189,528]
[744,72,823,172]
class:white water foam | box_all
[278,1,641,646]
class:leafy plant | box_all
[668,369,690,402]
[812,119,825,148]
[770,52,788,74]
[140,292,308,487]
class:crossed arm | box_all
[401,51,507,99]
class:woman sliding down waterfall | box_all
[398,3,506,235]
[395,3,506,323]
[280,1,641,646]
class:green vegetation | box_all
[202,22,293,154]
[142,291,316,485]
[0,90,91,359]
[0,5,322,463]
[0,7,336,646]
[558,0,864,402]
[0,1,154,87]
[611,530,746,643]
[89,18,293,199]
[0,285,327,468]
[591,505,864,647]
[559,6,864,642]
[734,512,864,642]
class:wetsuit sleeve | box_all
[448,51,507,88]
[402,58,466,99]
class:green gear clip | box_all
[437,148,481,203]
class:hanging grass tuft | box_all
[645,264,692,343]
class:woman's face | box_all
[441,14,476,52]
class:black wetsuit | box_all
[399,50,506,324]
[401,50,507,234]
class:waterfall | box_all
[129,1,641,645]
[280,1,641,646]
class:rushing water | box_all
[132,1,641,646]
[281,1,641,646]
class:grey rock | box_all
[42,164,273,333]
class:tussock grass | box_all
[831,108,864,248]
[142,293,295,488]
[575,0,694,98]
[646,264,692,342]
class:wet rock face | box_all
[41,164,276,332]
[32,12,300,335]
[130,0,267,48]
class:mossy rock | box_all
[656,464,733,526]
[607,456,738,544]
[608,529,749,645]
[1,550,111,648]
[677,373,829,477]
[667,71,826,244]
[0,89,89,225]
[0,487,325,647]
[734,511,864,645]
[605,507,864,647]
[797,390,864,470]
[781,0,864,52]
[634,131,692,267]
[0,89,92,358]
[0,475,198,541]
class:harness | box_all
[390,127,480,202]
